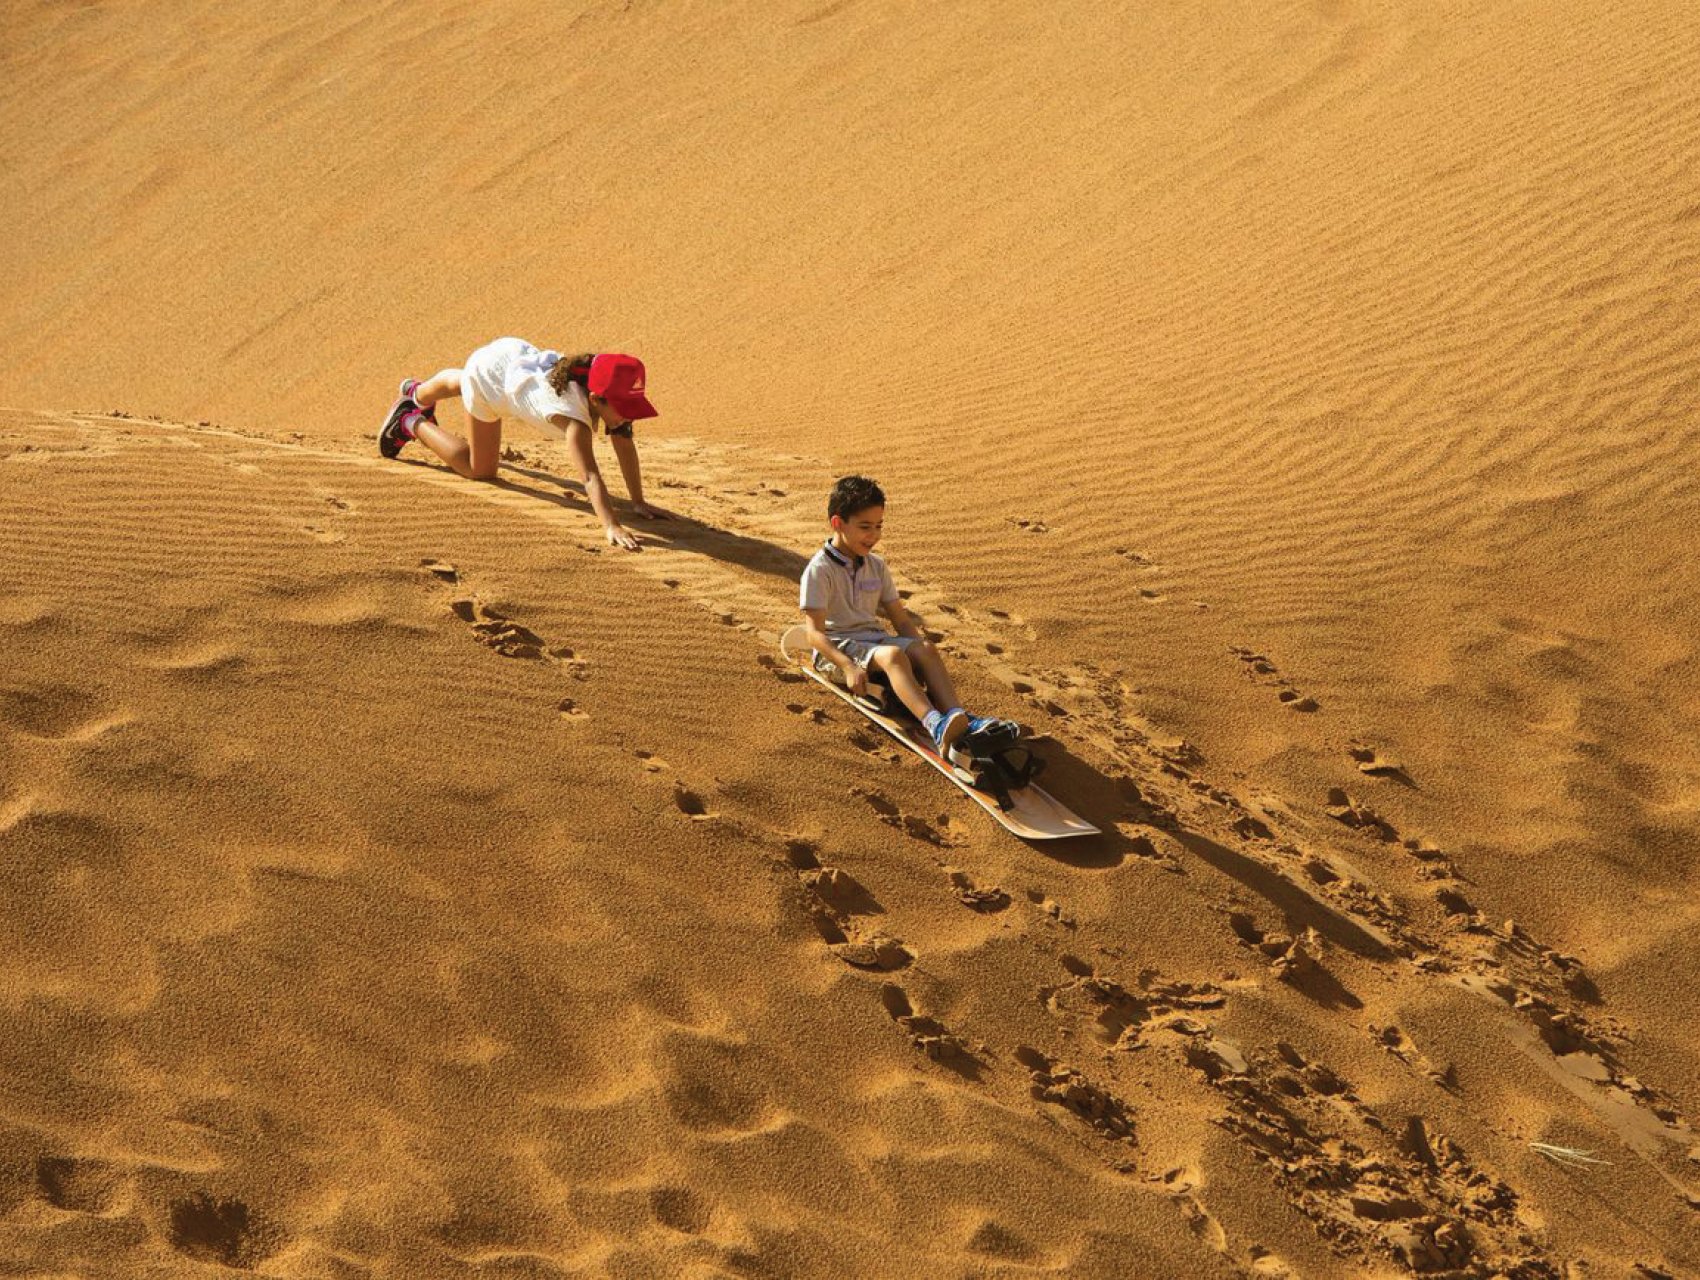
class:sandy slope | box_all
[4,0,1700,1275]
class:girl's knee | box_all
[910,640,938,662]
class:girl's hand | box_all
[631,501,674,520]
[846,665,869,697]
[605,525,642,551]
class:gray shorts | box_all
[814,632,921,678]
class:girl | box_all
[378,337,670,550]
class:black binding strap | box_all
[974,745,1046,811]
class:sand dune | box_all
[5,0,1700,1275]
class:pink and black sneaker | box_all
[378,378,434,459]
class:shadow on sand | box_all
[493,461,812,585]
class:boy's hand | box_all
[630,501,674,520]
[605,525,642,551]
[846,665,869,697]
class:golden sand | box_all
[3,2,1699,1275]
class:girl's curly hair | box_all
[547,353,598,397]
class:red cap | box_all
[588,353,657,421]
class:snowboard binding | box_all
[954,737,1045,811]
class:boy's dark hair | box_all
[829,475,885,521]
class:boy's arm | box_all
[802,607,867,694]
[881,597,925,640]
[562,419,639,550]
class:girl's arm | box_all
[563,419,640,550]
[608,431,672,519]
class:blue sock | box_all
[923,709,943,736]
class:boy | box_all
[799,475,1014,755]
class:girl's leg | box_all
[413,368,464,409]
[414,415,503,480]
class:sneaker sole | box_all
[378,393,416,458]
[935,711,969,754]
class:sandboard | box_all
[780,626,1099,840]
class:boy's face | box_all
[833,505,884,557]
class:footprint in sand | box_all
[1372,1023,1456,1088]
[167,1191,282,1270]
[1323,788,1399,841]
[1230,646,1320,711]
[449,597,548,659]
[852,787,958,846]
[964,1218,1040,1263]
[757,653,807,683]
[445,596,586,676]
[1177,1191,1228,1253]
[1247,1246,1296,1278]
[1041,956,1226,1051]
[945,868,1011,913]
[800,864,882,916]
[34,1156,123,1214]
[649,1185,711,1234]
[782,840,909,970]
[1026,888,1076,928]
[1348,744,1413,784]
[847,727,899,760]
[883,984,978,1069]
[673,786,713,819]
[831,931,912,971]
[0,684,122,741]
[557,697,589,723]
[1012,1044,1134,1142]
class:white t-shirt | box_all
[461,336,591,438]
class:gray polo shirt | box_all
[799,541,898,637]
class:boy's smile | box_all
[834,506,884,559]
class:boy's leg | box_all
[413,368,464,409]
[414,415,503,480]
[902,640,962,711]
[869,645,938,722]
